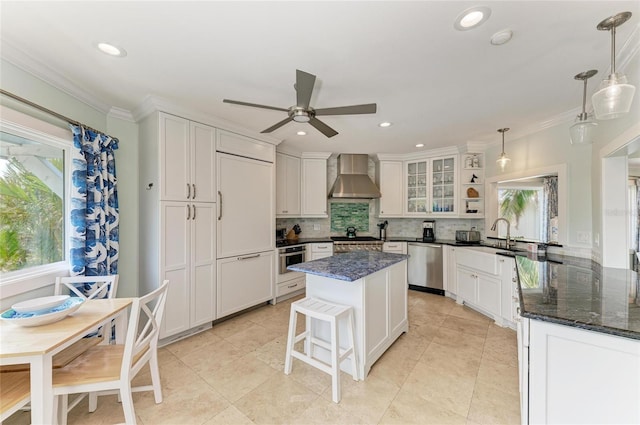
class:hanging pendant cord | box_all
[0,88,103,134]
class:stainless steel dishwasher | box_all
[408,242,444,295]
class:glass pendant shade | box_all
[497,153,510,170]
[570,119,598,145]
[592,73,636,120]
[592,12,635,120]
[496,128,510,170]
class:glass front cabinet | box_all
[405,156,457,216]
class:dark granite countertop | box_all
[276,237,333,248]
[287,251,408,282]
[514,253,640,340]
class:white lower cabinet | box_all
[443,245,458,298]
[309,242,333,260]
[217,251,274,318]
[455,248,501,320]
[276,276,305,298]
[499,256,518,329]
[382,242,407,254]
[521,318,640,424]
[160,201,216,339]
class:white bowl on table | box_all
[1,297,84,327]
[11,295,70,314]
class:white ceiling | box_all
[1,1,639,154]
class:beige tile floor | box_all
[6,290,520,425]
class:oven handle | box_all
[280,251,306,258]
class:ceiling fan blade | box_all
[223,99,289,112]
[309,117,338,138]
[314,103,377,116]
[295,70,316,109]
[261,116,294,133]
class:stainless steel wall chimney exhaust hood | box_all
[329,154,381,199]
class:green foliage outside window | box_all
[0,158,64,272]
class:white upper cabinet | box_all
[429,156,457,215]
[301,153,330,217]
[216,129,275,162]
[159,113,216,202]
[190,122,217,202]
[276,153,301,217]
[404,159,429,216]
[376,160,404,217]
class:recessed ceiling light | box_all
[96,42,127,57]
[454,6,491,31]
[490,29,513,45]
[416,143,424,148]
[296,131,307,136]
[379,122,392,128]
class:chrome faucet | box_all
[491,218,513,248]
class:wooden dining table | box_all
[0,298,133,424]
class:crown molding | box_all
[1,39,112,114]
[133,95,282,145]
[108,107,135,123]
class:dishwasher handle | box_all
[408,243,442,248]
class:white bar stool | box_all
[284,297,359,403]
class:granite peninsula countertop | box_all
[288,251,409,282]
[514,253,640,340]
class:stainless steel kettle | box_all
[346,227,357,238]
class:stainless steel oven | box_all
[278,245,306,277]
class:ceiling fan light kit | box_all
[223,69,377,138]
[570,70,598,145]
[591,11,635,120]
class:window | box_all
[0,131,65,272]
[0,106,72,295]
[497,181,544,242]
[488,168,563,245]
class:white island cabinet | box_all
[289,252,408,380]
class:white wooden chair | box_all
[55,275,119,340]
[52,280,169,425]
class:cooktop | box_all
[330,236,381,242]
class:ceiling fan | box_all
[223,69,377,138]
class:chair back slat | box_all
[55,275,119,300]
[121,281,169,379]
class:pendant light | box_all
[496,128,510,170]
[592,11,635,120]
[570,70,598,145]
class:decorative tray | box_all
[1,297,84,327]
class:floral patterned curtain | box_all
[542,176,558,243]
[69,124,119,285]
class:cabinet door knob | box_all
[187,183,191,199]
[217,191,223,220]
[187,204,191,220]
[192,204,196,219]
[192,184,196,199]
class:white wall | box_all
[484,124,592,250]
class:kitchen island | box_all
[514,253,640,424]
[288,251,409,380]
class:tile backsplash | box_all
[330,202,369,232]
[278,212,484,240]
